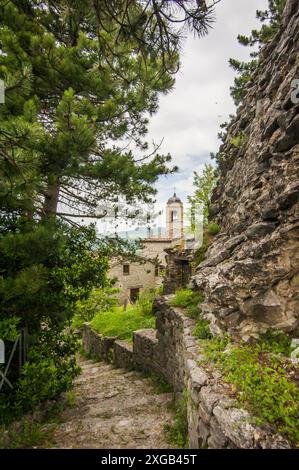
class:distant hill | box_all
[116,226,166,240]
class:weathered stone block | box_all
[113,340,134,370]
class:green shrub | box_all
[185,305,201,320]
[170,289,203,309]
[0,317,20,342]
[207,223,220,235]
[230,131,247,148]
[258,330,292,356]
[201,336,230,362]
[90,304,155,342]
[72,287,120,329]
[0,328,80,425]
[193,319,212,340]
[201,335,299,444]
[137,289,157,316]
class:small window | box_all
[123,264,130,275]
[155,265,159,277]
[171,210,178,222]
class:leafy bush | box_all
[0,327,80,425]
[170,289,203,309]
[0,317,20,342]
[201,335,230,362]
[72,287,120,329]
[137,289,158,316]
[193,319,213,340]
[0,220,114,424]
[185,305,201,320]
[207,223,220,236]
[230,131,247,148]
[258,330,292,356]
[201,334,299,444]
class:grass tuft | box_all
[170,289,204,309]
[90,289,157,342]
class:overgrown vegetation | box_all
[170,289,211,340]
[164,392,188,449]
[193,319,212,340]
[0,327,80,425]
[200,332,299,444]
[170,289,203,310]
[90,290,156,342]
[0,419,55,449]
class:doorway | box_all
[130,288,140,303]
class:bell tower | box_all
[166,193,184,239]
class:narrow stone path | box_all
[51,357,173,448]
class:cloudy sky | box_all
[148,0,268,215]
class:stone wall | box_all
[82,325,116,361]
[192,0,299,341]
[113,340,134,370]
[82,296,291,449]
[153,297,290,449]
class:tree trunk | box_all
[43,179,60,217]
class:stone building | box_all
[109,193,185,305]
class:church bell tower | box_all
[166,193,184,239]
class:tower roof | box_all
[167,192,182,205]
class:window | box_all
[123,264,130,275]
[155,265,159,277]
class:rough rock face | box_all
[193,0,299,341]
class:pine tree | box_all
[0,0,217,222]
[0,0,218,331]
